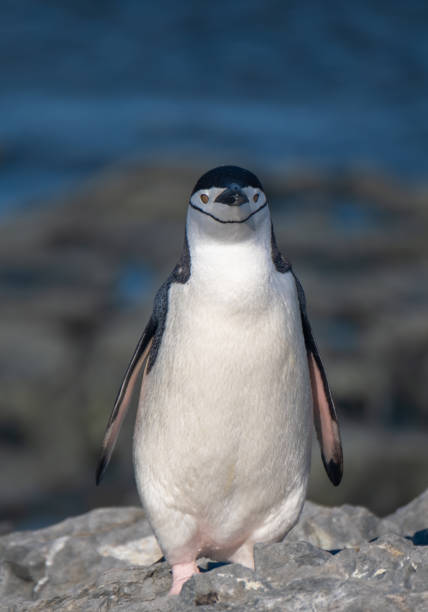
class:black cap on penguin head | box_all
[191,166,264,195]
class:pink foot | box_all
[228,541,255,569]
[169,561,200,596]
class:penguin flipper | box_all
[293,274,343,486]
[95,316,156,485]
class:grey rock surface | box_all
[1,491,427,611]
[386,488,428,535]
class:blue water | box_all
[1,1,428,214]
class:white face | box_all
[189,185,267,225]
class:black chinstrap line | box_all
[189,201,268,224]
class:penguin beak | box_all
[214,186,249,206]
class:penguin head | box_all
[188,166,269,234]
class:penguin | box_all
[96,165,343,596]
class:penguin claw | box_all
[169,561,200,596]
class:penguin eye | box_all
[253,192,260,203]
[200,194,209,204]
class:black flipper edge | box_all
[293,273,343,486]
[95,316,156,485]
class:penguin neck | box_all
[186,211,273,288]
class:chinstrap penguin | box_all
[96,165,343,595]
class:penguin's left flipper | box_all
[95,316,156,485]
[293,274,343,486]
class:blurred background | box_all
[1,1,428,533]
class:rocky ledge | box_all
[1,490,427,611]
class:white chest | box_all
[136,244,310,469]
[134,241,312,552]
[162,244,298,383]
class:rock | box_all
[287,501,399,550]
[386,488,428,535]
[1,491,427,611]
[180,537,428,611]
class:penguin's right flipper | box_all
[293,273,343,486]
[95,316,156,485]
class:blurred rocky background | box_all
[1,1,428,533]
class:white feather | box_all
[133,208,312,565]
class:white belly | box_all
[134,266,312,562]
